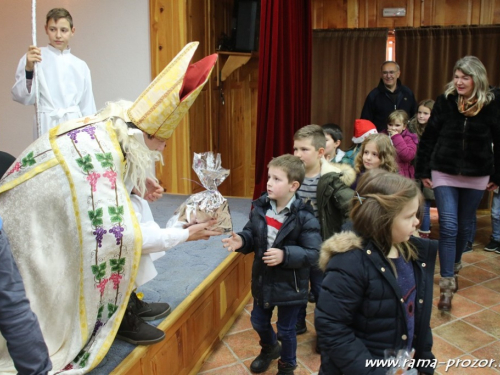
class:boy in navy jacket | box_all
[223,154,321,375]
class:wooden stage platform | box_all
[111,251,253,375]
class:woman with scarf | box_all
[415,56,500,311]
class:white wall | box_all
[0,0,151,157]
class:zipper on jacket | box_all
[293,270,299,293]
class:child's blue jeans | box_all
[420,199,432,232]
[250,301,301,365]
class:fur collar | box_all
[319,231,363,271]
[320,158,356,187]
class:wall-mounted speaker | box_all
[234,1,258,52]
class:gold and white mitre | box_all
[127,41,218,141]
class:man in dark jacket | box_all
[361,61,417,132]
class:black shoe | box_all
[308,291,315,303]
[116,308,165,345]
[463,241,473,254]
[130,291,171,321]
[295,321,307,335]
[277,360,297,374]
[250,341,281,373]
[485,240,500,252]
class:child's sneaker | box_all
[485,240,500,252]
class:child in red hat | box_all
[341,119,378,167]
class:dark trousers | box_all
[297,265,323,324]
[250,300,301,365]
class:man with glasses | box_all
[360,61,417,132]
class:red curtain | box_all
[253,0,312,199]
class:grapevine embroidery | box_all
[65,124,128,371]
[1,149,52,182]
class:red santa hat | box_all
[351,119,377,144]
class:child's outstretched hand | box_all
[26,45,42,72]
[222,232,243,252]
[263,248,284,267]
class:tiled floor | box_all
[199,209,500,374]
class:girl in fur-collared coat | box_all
[315,169,437,375]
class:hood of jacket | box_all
[400,128,419,144]
[320,158,357,187]
[319,231,364,271]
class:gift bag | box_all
[385,348,418,375]
[175,152,232,233]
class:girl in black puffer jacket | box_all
[315,169,437,375]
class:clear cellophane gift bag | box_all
[384,348,418,375]
[174,152,232,233]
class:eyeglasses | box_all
[382,70,398,76]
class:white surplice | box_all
[131,194,189,288]
[11,44,96,139]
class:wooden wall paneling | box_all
[220,261,241,318]
[480,0,495,23]
[185,293,217,363]
[471,0,482,24]
[347,1,360,28]
[213,56,232,196]
[430,0,473,25]
[112,252,252,375]
[323,0,348,29]
[248,71,258,198]
[494,0,500,23]
[150,0,191,194]
[189,90,212,193]
[213,53,258,198]
[229,78,245,197]
[186,0,215,194]
[211,0,233,197]
[358,0,368,28]
[412,0,421,26]
[421,0,434,26]
[312,0,500,30]
[366,0,380,27]
[231,59,258,198]
[147,333,183,375]
[479,0,500,24]
[212,82,231,196]
[311,0,326,29]
[213,0,234,39]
